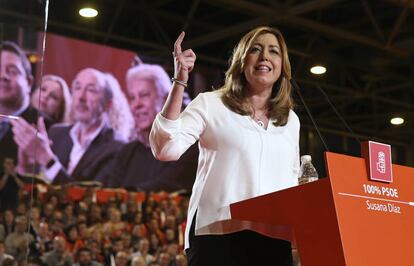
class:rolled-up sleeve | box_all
[150,93,208,161]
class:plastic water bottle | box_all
[298,155,318,185]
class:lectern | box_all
[230,152,414,265]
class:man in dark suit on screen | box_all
[0,41,38,173]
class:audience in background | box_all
[0,183,191,266]
[73,247,101,266]
[0,241,14,265]
[41,235,74,266]
[0,210,15,242]
[4,216,34,264]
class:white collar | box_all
[69,118,107,148]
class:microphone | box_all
[290,78,330,152]
[314,84,361,144]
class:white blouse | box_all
[150,90,300,249]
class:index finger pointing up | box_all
[174,31,185,56]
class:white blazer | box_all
[150,90,300,249]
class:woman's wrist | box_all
[171,77,188,88]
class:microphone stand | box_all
[314,85,361,144]
[290,79,330,152]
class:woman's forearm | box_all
[161,84,186,120]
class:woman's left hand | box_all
[173,31,197,84]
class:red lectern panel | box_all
[230,152,414,266]
[328,152,414,265]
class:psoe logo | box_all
[362,140,393,183]
[376,151,386,174]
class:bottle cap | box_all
[300,155,312,163]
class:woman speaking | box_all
[150,26,300,266]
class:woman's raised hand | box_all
[173,32,196,84]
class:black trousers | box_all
[186,214,293,266]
